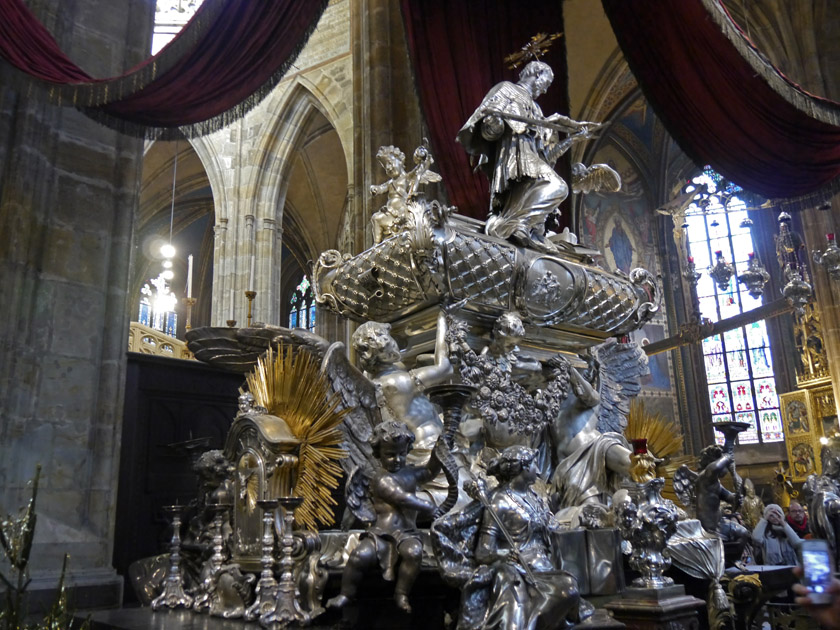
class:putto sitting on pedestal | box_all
[327,421,442,614]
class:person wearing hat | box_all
[752,503,802,565]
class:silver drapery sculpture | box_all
[671,422,754,630]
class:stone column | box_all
[259,217,278,325]
[0,1,151,608]
[351,0,424,253]
[212,218,229,326]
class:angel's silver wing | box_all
[343,466,376,526]
[321,342,380,477]
[571,162,621,194]
[417,170,442,186]
[594,340,649,434]
[673,464,698,510]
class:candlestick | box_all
[228,288,236,327]
[249,254,256,292]
[151,505,193,610]
[245,290,256,327]
[183,297,197,331]
[186,254,193,298]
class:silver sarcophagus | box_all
[314,201,659,351]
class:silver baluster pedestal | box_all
[246,499,280,621]
[151,504,194,610]
[192,502,231,614]
[261,496,309,629]
[608,479,704,628]
[618,478,680,589]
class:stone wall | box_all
[0,0,152,608]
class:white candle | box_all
[186,254,193,298]
[249,254,256,292]
[229,288,234,321]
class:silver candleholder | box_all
[192,502,231,614]
[246,499,280,621]
[151,504,194,610]
[261,497,309,629]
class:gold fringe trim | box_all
[756,177,840,215]
[699,0,840,210]
[701,0,840,127]
[3,0,328,140]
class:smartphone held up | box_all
[800,539,835,605]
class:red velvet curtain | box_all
[601,0,840,202]
[0,0,328,137]
[400,0,569,221]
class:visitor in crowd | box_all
[794,568,840,630]
[752,503,801,565]
[787,500,811,537]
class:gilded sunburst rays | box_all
[625,399,687,502]
[245,346,348,530]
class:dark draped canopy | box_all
[602,0,840,207]
[3,0,838,210]
[0,0,328,138]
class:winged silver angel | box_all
[369,140,443,244]
[548,339,649,518]
[186,312,461,524]
[672,444,749,545]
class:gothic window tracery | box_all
[289,276,316,332]
[684,169,783,445]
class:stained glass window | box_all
[139,273,177,336]
[288,275,316,332]
[684,168,783,445]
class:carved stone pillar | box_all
[259,217,278,325]
[351,0,424,253]
[0,0,152,609]
[212,218,229,326]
